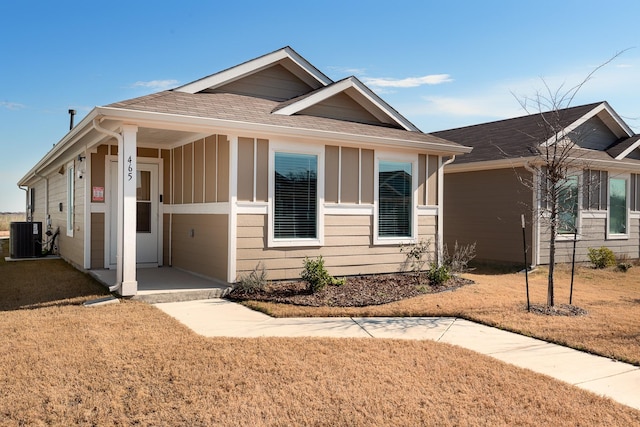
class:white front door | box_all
[109,161,159,267]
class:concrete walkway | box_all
[154,298,640,412]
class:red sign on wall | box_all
[92,186,105,202]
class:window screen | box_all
[379,161,412,237]
[274,152,317,239]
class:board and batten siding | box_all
[236,214,437,281]
[444,167,533,264]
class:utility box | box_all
[10,222,42,258]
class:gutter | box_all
[91,118,123,294]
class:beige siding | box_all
[237,137,254,201]
[173,147,183,204]
[170,214,228,281]
[361,149,374,204]
[236,214,438,281]
[418,154,427,205]
[138,147,159,158]
[301,92,382,126]
[91,213,104,268]
[193,139,204,203]
[213,63,313,101]
[163,213,170,266]
[539,216,640,264]
[217,136,229,202]
[340,147,359,203]
[204,136,217,202]
[325,146,339,203]
[256,139,269,202]
[183,143,193,203]
[161,149,171,205]
[427,155,438,205]
[91,145,108,200]
[444,168,533,264]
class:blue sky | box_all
[1,0,639,211]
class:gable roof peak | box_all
[174,46,333,95]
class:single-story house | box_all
[432,101,640,266]
[18,46,471,296]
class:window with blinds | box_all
[274,152,318,239]
[378,160,412,237]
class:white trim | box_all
[90,203,106,213]
[324,204,374,216]
[373,151,419,246]
[337,147,342,203]
[268,140,325,248]
[82,150,91,269]
[358,148,362,204]
[417,205,438,216]
[252,138,257,202]
[164,202,230,215]
[228,136,238,282]
[237,202,269,215]
[581,211,607,219]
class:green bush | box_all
[235,262,267,294]
[587,247,616,269]
[426,264,451,285]
[301,256,345,293]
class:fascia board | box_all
[615,139,640,160]
[96,106,471,154]
[444,157,535,173]
[274,77,419,132]
[175,47,332,94]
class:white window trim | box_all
[66,160,75,237]
[268,141,324,248]
[607,174,630,240]
[373,152,419,245]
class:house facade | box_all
[434,102,640,266]
[18,47,470,295]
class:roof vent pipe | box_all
[68,109,76,130]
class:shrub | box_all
[426,264,451,286]
[587,247,616,269]
[301,256,345,293]
[235,262,267,294]
[400,239,432,282]
[443,241,477,273]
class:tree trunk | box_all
[547,202,556,307]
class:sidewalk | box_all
[154,298,640,411]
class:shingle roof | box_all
[606,135,640,158]
[431,102,604,164]
[106,90,464,149]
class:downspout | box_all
[18,185,28,221]
[438,155,456,266]
[523,161,539,267]
[91,118,123,293]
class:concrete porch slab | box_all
[89,267,232,302]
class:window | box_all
[66,162,74,236]
[558,176,578,234]
[137,170,152,233]
[378,160,413,238]
[609,177,627,235]
[274,152,318,240]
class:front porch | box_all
[90,267,232,303]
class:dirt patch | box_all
[230,273,474,307]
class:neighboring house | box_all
[18,46,470,296]
[433,101,640,266]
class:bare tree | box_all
[515,50,628,307]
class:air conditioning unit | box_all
[10,222,42,258]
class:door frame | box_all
[104,155,163,269]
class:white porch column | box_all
[118,124,138,296]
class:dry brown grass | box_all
[1,240,639,425]
[246,264,640,366]
[0,213,25,237]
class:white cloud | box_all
[1,101,25,110]
[131,79,179,90]
[362,74,453,88]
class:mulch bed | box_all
[229,273,474,307]
[529,303,588,316]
